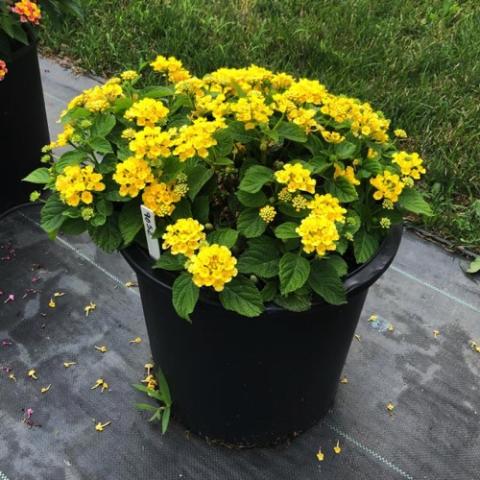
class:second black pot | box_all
[123,225,402,446]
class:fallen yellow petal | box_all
[94,345,108,353]
[386,402,395,413]
[144,362,154,374]
[368,314,378,322]
[91,378,104,390]
[125,281,138,288]
[433,330,440,338]
[316,449,325,462]
[387,324,395,332]
[129,337,142,344]
[333,440,342,454]
[63,361,77,368]
[84,301,96,316]
[95,421,111,432]
[340,376,349,384]
[53,292,65,297]
[101,382,109,393]
[40,384,51,393]
[354,334,361,342]
[28,369,38,380]
[8,373,16,382]
[48,298,56,308]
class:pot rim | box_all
[121,224,403,312]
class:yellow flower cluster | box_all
[334,165,360,185]
[162,218,206,257]
[172,118,224,161]
[66,81,123,113]
[129,126,175,163]
[120,70,139,81]
[112,157,154,197]
[307,194,346,223]
[274,163,316,194]
[296,215,340,257]
[392,151,426,180]
[142,182,181,217]
[55,165,105,207]
[284,79,328,105]
[187,244,238,292]
[394,129,407,138]
[230,91,273,130]
[47,124,75,150]
[320,129,345,144]
[370,171,405,203]
[150,55,191,83]
[195,93,230,119]
[124,98,169,127]
[259,205,277,223]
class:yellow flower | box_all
[334,165,360,186]
[296,214,340,257]
[142,182,182,217]
[394,128,407,138]
[367,148,378,159]
[195,93,230,119]
[307,194,346,223]
[274,163,316,194]
[316,449,325,462]
[95,421,111,432]
[391,151,426,180]
[379,217,391,229]
[287,107,319,133]
[320,130,345,144]
[124,98,169,127]
[55,165,105,207]
[129,126,175,163]
[230,90,273,130]
[84,301,96,316]
[277,187,293,203]
[120,70,139,81]
[172,117,223,161]
[11,0,42,24]
[291,194,309,212]
[113,157,154,198]
[370,171,405,203]
[271,72,295,90]
[150,55,191,83]
[187,244,238,292]
[284,78,328,105]
[162,218,206,257]
[121,128,137,140]
[74,83,123,113]
[259,205,277,223]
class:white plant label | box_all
[140,204,161,260]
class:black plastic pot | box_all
[0,39,50,213]
[122,225,402,446]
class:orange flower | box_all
[0,60,7,81]
[11,0,42,25]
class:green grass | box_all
[40,0,480,251]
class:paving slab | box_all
[0,58,479,480]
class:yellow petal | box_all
[48,298,56,308]
[84,302,97,316]
[316,449,325,462]
[8,373,16,382]
[387,324,395,332]
[386,402,395,413]
[63,361,77,368]
[333,440,342,454]
[129,337,142,344]
[125,281,138,288]
[94,345,108,353]
[368,314,378,322]
[340,376,348,384]
[53,292,65,297]
[28,369,38,380]
[95,420,111,432]
[433,330,440,338]
[354,334,361,342]
[40,384,51,393]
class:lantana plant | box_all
[25,56,432,319]
[0,0,82,80]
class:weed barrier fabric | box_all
[1,207,479,480]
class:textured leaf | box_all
[276,121,307,142]
[274,222,299,239]
[353,228,379,264]
[54,150,89,173]
[325,254,348,277]
[467,257,480,274]
[261,280,278,302]
[41,194,66,234]
[237,208,267,238]
[219,276,264,317]
[187,165,214,201]
[88,216,122,253]
[398,188,433,216]
[324,177,358,203]
[279,253,311,295]
[335,141,357,159]
[235,190,268,208]
[89,137,113,154]
[308,259,347,305]
[237,237,280,278]
[23,168,50,184]
[118,201,143,246]
[239,166,274,193]
[154,252,186,271]
[172,273,199,321]
[92,114,116,137]
[274,292,311,312]
[207,228,239,248]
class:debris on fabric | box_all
[433,330,440,338]
[95,421,111,432]
[316,449,325,461]
[340,376,349,384]
[94,345,108,353]
[125,281,138,288]
[386,402,395,414]
[333,440,342,454]
[354,334,361,342]
[27,369,38,380]
[4,293,15,304]
[469,340,480,353]
[63,361,77,368]
[91,378,109,392]
[129,337,142,344]
[40,384,51,394]
[84,301,96,316]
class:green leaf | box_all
[41,194,66,234]
[362,158,382,175]
[219,276,264,317]
[227,121,257,143]
[61,218,87,235]
[324,177,358,203]
[467,257,480,274]
[335,141,357,159]
[92,114,116,137]
[353,228,379,264]
[308,155,331,174]
[207,228,239,248]
[276,121,307,143]
[171,197,192,220]
[54,150,88,173]
[237,237,280,278]
[325,254,348,277]
[235,190,267,208]
[162,407,171,434]
[154,252,186,271]
[308,259,347,305]
[135,403,158,412]
[398,188,433,216]
[172,273,199,321]
[239,165,273,193]
[89,137,113,154]
[119,201,143,246]
[274,222,299,239]
[274,292,311,312]
[260,280,278,302]
[237,208,267,238]
[187,165,214,201]
[343,210,362,236]
[23,168,50,184]
[192,195,210,223]
[279,253,311,295]
[88,216,122,253]
[141,86,175,98]
[157,369,172,406]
